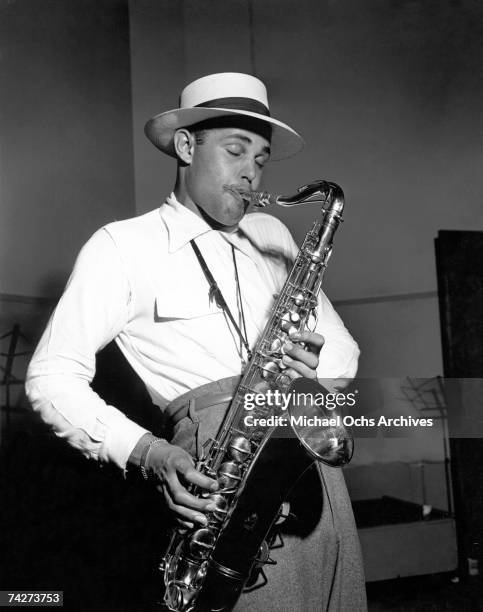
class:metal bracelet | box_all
[140,437,166,481]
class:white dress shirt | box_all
[26,194,359,470]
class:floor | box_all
[367,573,483,612]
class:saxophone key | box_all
[270,337,283,352]
[228,435,251,462]
[217,460,242,489]
[275,501,292,525]
[280,310,299,326]
[275,373,292,389]
[280,313,292,332]
[261,360,280,379]
[205,493,229,522]
[189,527,216,559]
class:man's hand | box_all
[282,331,324,380]
[131,435,219,529]
[147,442,219,528]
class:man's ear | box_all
[173,129,195,164]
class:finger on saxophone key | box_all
[184,465,219,491]
[177,519,195,533]
[194,514,208,525]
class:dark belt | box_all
[165,375,241,426]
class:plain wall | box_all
[0,0,135,299]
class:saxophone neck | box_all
[277,180,344,211]
[229,180,345,213]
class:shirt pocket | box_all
[153,286,221,322]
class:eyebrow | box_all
[222,132,271,155]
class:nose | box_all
[241,157,258,185]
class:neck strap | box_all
[190,239,252,362]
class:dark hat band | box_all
[194,97,270,117]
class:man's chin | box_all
[197,203,244,231]
[218,212,245,232]
[217,195,249,227]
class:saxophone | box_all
[161,180,353,612]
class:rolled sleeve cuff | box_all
[100,416,150,470]
[317,339,360,381]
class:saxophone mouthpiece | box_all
[223,185,275,208]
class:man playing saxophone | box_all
[26,72,366,611]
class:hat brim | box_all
[144,107,304,161]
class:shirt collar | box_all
[160,193,214,253]
[160,193,254,257]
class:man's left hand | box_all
[282,331,324,379]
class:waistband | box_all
[165,375,242,425]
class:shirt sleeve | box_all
[276,217,360,380]
[25,228,149,470]
[314,291,360,379]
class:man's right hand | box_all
[133,435,219,529]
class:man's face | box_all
[183,125,271,231]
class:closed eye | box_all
[225,145,268,169]
[226,144,244,156]
[256,155,268,169]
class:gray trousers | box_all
[166,378,367,612]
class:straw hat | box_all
[144,72,304,161]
